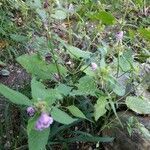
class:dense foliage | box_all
[0,0,150,149]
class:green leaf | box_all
[17,54,50,79]
[17,54,67,80]
[108,76,125,96]
[28,128,50,150]
[51,9,67,20]
[138,28,150,41]
[81,66,95,77]
[94,96,107,121]
[51,107,77,124]
[27,115,39,135]
[89,11,116,25]
[31,78,62,104]
[36,9,47,22]
[67,105,86,119]
[119,49,133,72]
[31,78,55,101]
[72,76,97,96]
[10,34,28,42]
[31,78,46,100]
[54,36,91,59]
[138,123,150,139]
[56,84,72,96]
[98,46,108,57]
[0,60,6,66]
[64,131,114,143]
[31,36,49,54]
[45,89,62,106]
[65,45,92,59]
[109,99,123,127]
[134,0,143,6]
[0,84,32,106]
[28,0,42,8]
[126,96,150,114]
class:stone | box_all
[0,64,30,110]
[0,64,30,88]
[102,111,150,150]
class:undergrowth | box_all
[0,0,150,149]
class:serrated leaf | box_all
[45,89,63,105]
[98,46,108,57]
[28,0,42,8]
[54,36,91,59]
[65,45,92,59]
[89,11,116,25]
[0,84,32,106]
[32,36,49,54]
[28,128,50,150]
[108,76,125,96]
[94,96,107,121]
[119,49,133,72]
[36,9,47,22]
[51,9,67,20]
[51,107,77,124]
[17,54,67,80]
[31,78,46,100]
[138,123,150,139]
[17,54,50,79]
[31,78,62,104]
[67,105,86,119]
[126,96,150,114]
[138,28,150,41]
[81,66,95,77]
[113,81,125,96]
[56,84,72,96]
[64,131,114,143]
[10,34,28,42]
[72,76,97,96]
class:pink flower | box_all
[116,31,123,41]
[35,113,53,131]
[91,62,98,71]
[27,106,35,117]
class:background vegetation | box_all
[0,0,150,149]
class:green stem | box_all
[47,6,61,81]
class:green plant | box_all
[0,0,150,149]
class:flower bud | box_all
[116,31,123,41]
[27,106,35,117]
[91,62,98,71]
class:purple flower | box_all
[35,113,53,131]
[27,106,35,117]
[116,31,123,41]
[91,62,98,71]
